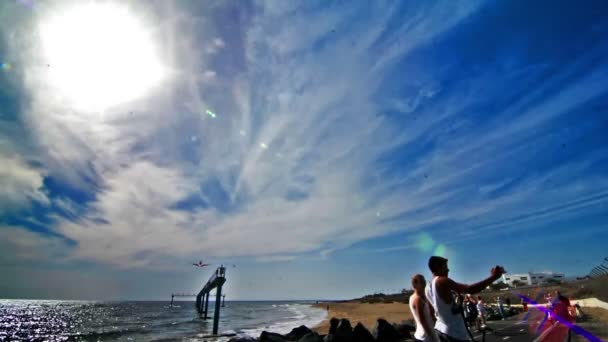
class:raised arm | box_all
[436,266,505,303]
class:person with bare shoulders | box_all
[409,274,439,342]
[425,256,506,342]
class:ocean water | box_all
[0,299,327,341]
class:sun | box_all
[39,3,165,110]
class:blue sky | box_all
[1,0,607,300]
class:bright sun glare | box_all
[40,3,164,110]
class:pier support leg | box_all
[213,286,223,335]
[171,294,174,308]
[203,293,209,319]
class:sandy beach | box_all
[312,302,413,333]
[311,300,608,340]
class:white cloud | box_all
[36,2,483,267]
[3,1,607,270]
[55,161,205,267]
[0,156,48,210]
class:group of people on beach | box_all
[408,256,506,342]
[407,256,580,342]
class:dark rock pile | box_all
[228,319,415,342]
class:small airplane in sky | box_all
[192,260,210,268]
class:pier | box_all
[170,293,196,307]
[195,265,226,335]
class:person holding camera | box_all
[425,256,506,342]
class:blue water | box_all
[0,299,327,341]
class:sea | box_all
[0,299,327,341]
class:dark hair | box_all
[428,256,448,273]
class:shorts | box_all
[435,330,469,342]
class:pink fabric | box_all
[551,299,574,323]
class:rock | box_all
[297,332,323,342]
[228,337,258,342]
[393,322,415,339]
[352,323,375,342]
[328,318,340,335]
[260,331,288,342]
[334,319,353,342]
[286,325,313,340]
[374,319,400,342]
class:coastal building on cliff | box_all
[502,271,565,287]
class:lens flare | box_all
[206,109,217,118]
[433,243,446,257]
[518,294,602,342]
[415,233,435,252]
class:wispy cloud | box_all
[1,0,607,273]
[0,156,48,210]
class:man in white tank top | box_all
[425,256,505,342]
[409,274,439,342]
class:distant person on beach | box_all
[551,293,574,323]
[464,295,479,331]
[476,296,487,327]
[534,292,575,342]
[425,256,505,342]
[409,274,439,342]
[496,297,506,320]
[545,291,559,321]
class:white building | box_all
[502,271,565,287]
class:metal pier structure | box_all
[195,265,226,335]
[170,293,196,307]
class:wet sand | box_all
[312,302,413,333]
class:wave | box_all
[68,326,145,340]
[240,304,327,338]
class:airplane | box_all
[192,260,210,268]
